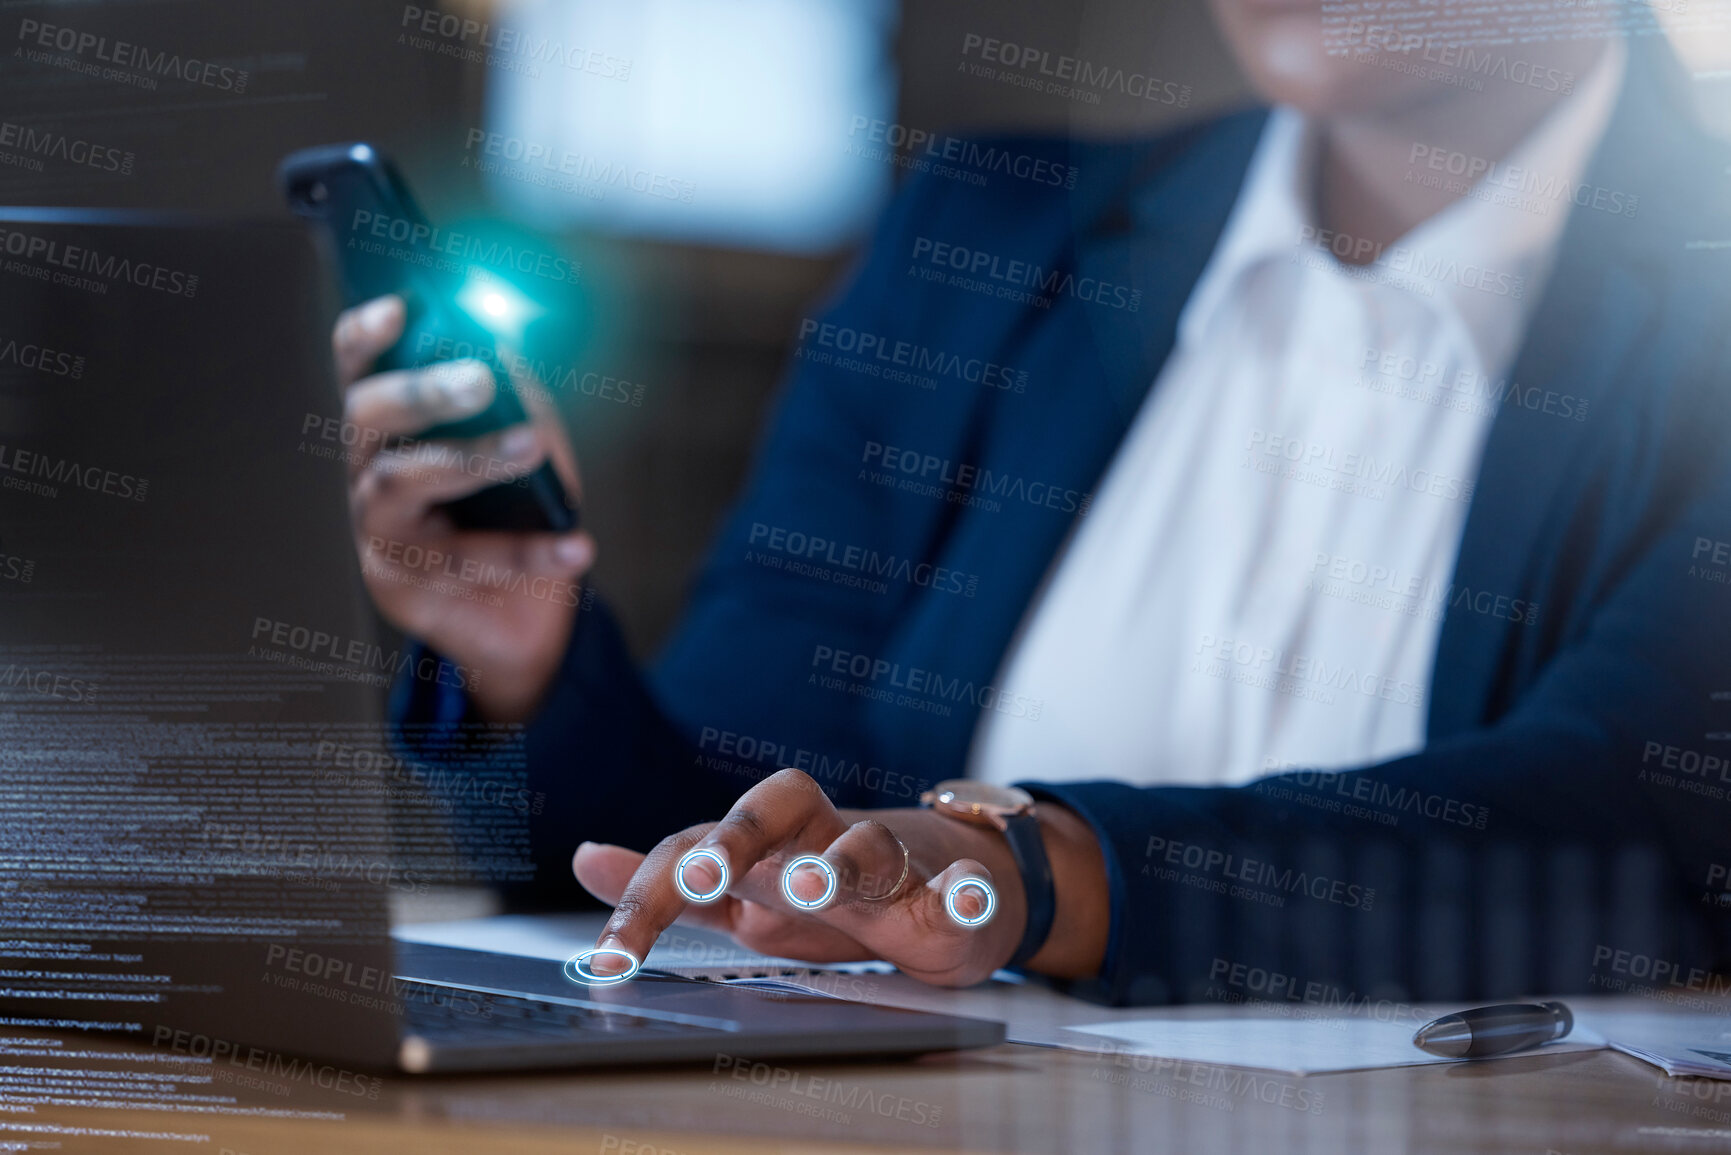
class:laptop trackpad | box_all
[391,940,859,1030]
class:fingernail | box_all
[565,939,640,986]
[555,536,591,568]
[589,936,634,975]
[676,847,728,903]
[500,426,537,459]
[781,856,837,910]
[359,295,400,338]
[438,361,493,414]
[943,877,997,927]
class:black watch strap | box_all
[1002,811,1055,968]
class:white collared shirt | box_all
[970,44,1625,788]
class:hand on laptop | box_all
[334,295,593,723]
[571,768,1109,987]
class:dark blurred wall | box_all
[0,1,471,213]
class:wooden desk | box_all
[6,1010,1724,1154]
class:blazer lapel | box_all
[1074,111,1270,424]
[866,116,1267,780]
[1429,42,1701,737]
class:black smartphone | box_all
[278,141,578,532]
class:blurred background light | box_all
[481,0,900,253]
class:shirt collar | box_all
[1178,39,1627,371]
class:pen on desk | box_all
[1412,1001,1574,1059]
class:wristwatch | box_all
[919,780,1055,968]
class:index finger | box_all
[344,360,497,442]
[581,770,844,978]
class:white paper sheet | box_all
[1579,1010,1731,1080]
[1061,1016,1605,1076]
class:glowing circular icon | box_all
[564,946,641,987]
[780,856,838,911]
[676,847,729,903]
[944,877,997,927]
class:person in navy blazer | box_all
[341,14,1731,1003]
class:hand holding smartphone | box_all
[279,142,578,532]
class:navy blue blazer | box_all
[399,43,1731,1004]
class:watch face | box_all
[932,780,1033,812]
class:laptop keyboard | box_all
[395,978,730,1043]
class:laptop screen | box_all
[0,212,528,1068]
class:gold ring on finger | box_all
[858,835,909,903]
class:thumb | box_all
[538,531,595,579]
[442,529,595,584]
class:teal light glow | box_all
[454,271,544,342]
